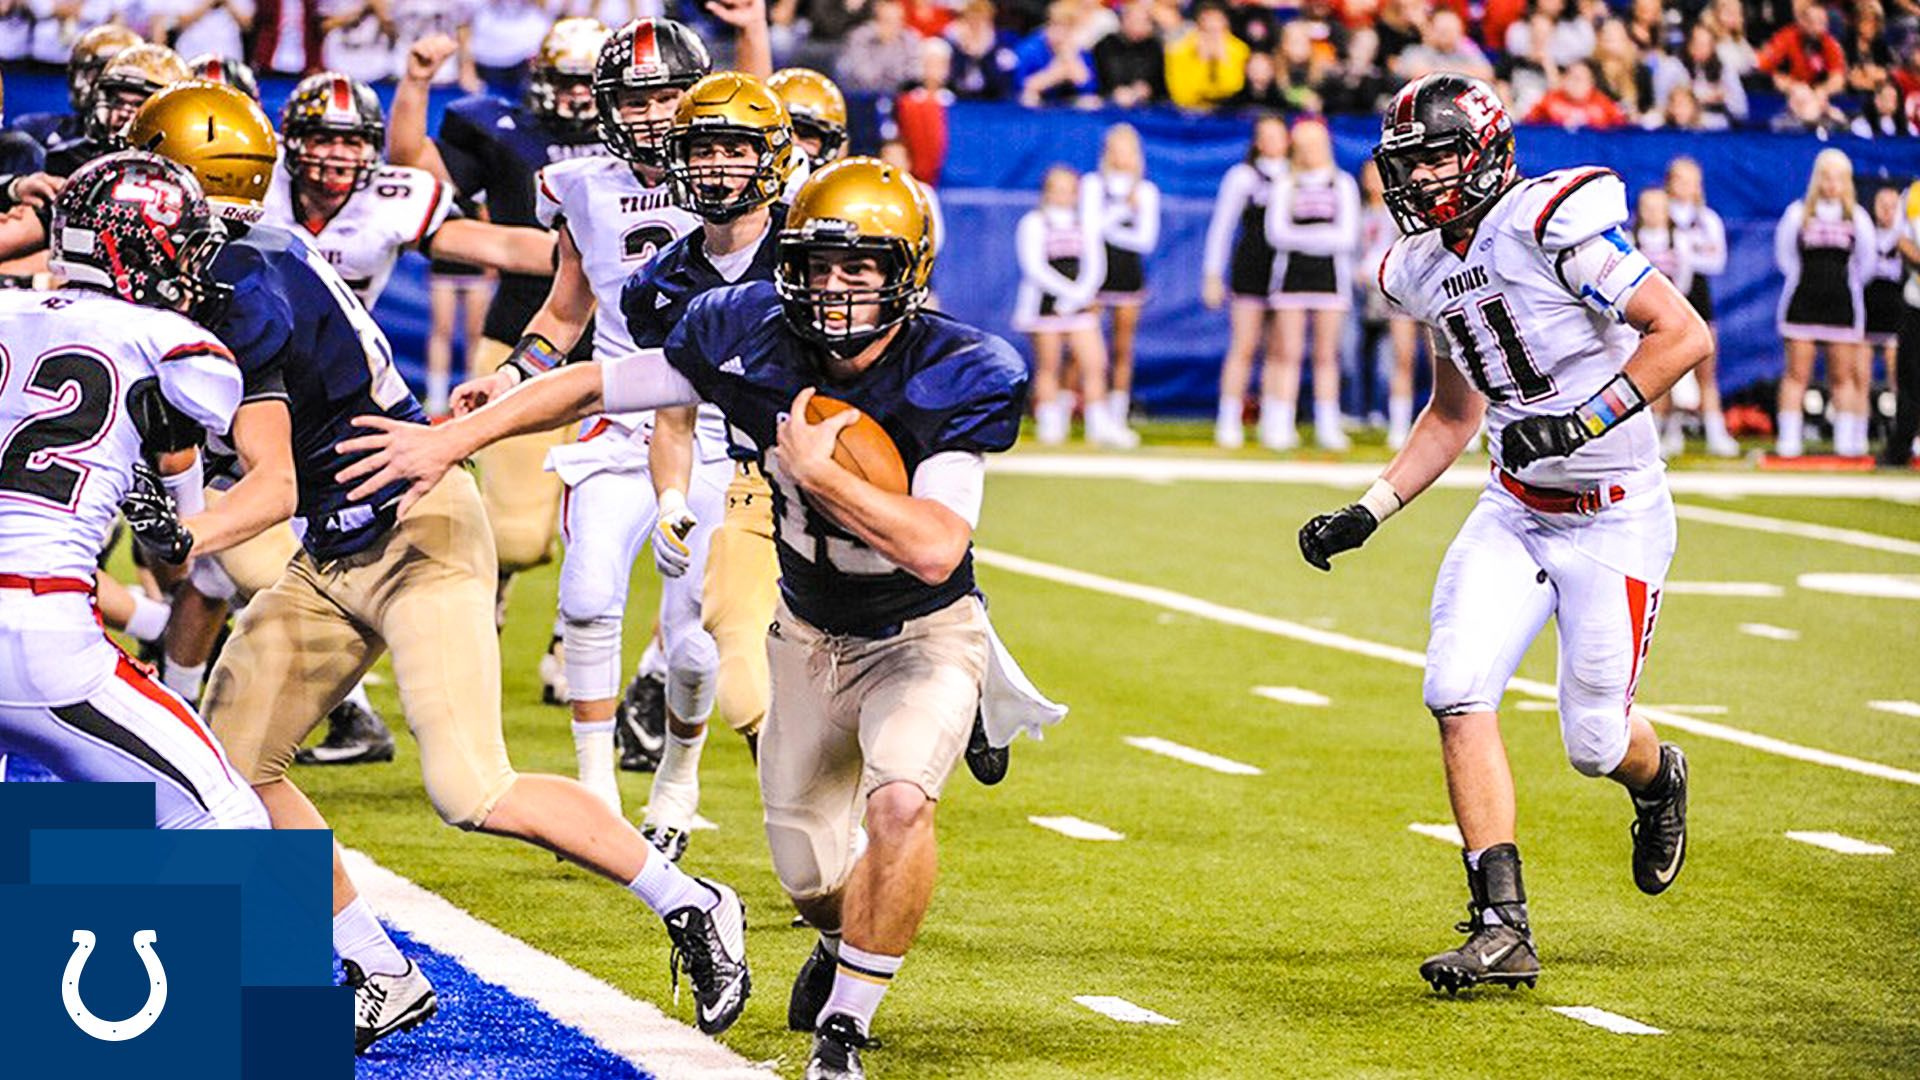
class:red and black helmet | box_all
[50,151,230,316]
[592,18,712,166]
[282,72,385,197]
[1373,73,1517,235]
[186,53,261,103]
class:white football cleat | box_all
[346,957,437,1055]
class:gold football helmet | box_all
[767,68,847,170]
[68,24,143,112]
[776,157,934,349]
[666,72,796,222]
[529,17,610,128]
[89,44,190,143]
[127,82,279,223]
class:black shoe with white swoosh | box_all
[806,1013,870,1080]
[1630,743,1689,896]
[615,670,666,772]
[664,879,750,1035]
[1419,842,1540,994]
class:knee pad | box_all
[765,811,854,901]
[557,558,628,626]
[713,659,767,736]
[1423,663,1496,719]
[666,629,718,723]
[492,523,554,575]
[1562,708,1630,778]
[427,772,517,831]
[562,616,623,702]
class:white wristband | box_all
[657,487,688,519]
[161,455,207,516]
[1358,478,1403,524]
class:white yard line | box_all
[1784,831,1895,855]
[1072,995,1179,1025]
[1671,505,1920,558]
[1739,623,1801,641]
[1407,822,1464,846]
[1029,815,1126,841]
[1796,573,1920,601]
[340,849,772,1080]
[1648,704,1729,716]
[1662,582,1784,597]
[1252,685,1331,707]
[1122,736,1263,776]
[976,549,1920,788]
[1549,1006,1667,1036]
[1869,700,1920,719]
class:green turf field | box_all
[302,434,1920,1079]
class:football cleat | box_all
[345,957,437,1055]
[642,823,690,863]
[788,939,837,1032]
[964,711,1008,786]
[643,767,700,862]
[1420,842,1540,994]
[664,879,751,1035]
[539,636,568,706]
[806,1013,870,1080]
[616,670,667,772]
[1630,744,1689,896]
[296,698,396,766]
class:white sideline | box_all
[1123,735,1263,776]
[1252,685,1331,707]
[340,848,773,1080]
[1029,815,1126,841]
[1407,822,1465,846]
[975,549,1920,788]
[1784,831,1895,855]
[1670,505,1920,558]
[1072,995,1180,1025]
[1549,1006,1667,1036]
[1869,700,1920,719]
[1739,623,1801,641]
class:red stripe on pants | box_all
[113,652,232,778]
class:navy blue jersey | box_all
[664,282,1028,635]
[0,131,44,177]
[6,112,79,153]
[436,94,604,350]
[210,223,427,560]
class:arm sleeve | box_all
[1775,204,1801,276]
[1551,226,1656,323]
[910,450,986,528]
[1691,207,1728,276]
[153,338,245,438]
[1014,212,1083,298]
[601,350,702,413]
[1203,166,1250,278]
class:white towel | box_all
[981,619,1067,748]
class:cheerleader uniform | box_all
[1670,199,1726,322]
[1265,166,1361,311]
[1776,197,1876,344]
[1083,169,1161,306]
[1203,157,1288,305]
[1864,222,1904,348]
[1013,204,1105,334]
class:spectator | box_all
[254,0,326,75]
[1705,0,1758,84]
[1632,186,1696,456]
[1644,82,1724,129]
[1083,122,1159,442]
[388,0,481,90]
[1354,159,1420,449]
[1665,156,1740,457]
[1624,0,1674,55]
[1844,0,1894,94]
[1264,117,1359,452]
[1203,114,1288,448]
[1164,0,1250,109]
[1504,0,1594,68]
[945,0,1019,99]
[1397,10,1493,82]
[1652,22,1747,125]
[1481,0,1526,52]
[467,0,549,89]
[1769,79,1849,133]
[838,0,926,93]
[1756,2,1847,97]
[1592,17,1650,117]
[1227,49,1292,110]
[1852,79,1914,136]
[1881,175,1920,466]
[896,37,953,181]
[147,0,254,63]
[1291,0,1350,65]
[1319,26,1390,113]
[1499,11,1562,116]
[779,0,876,72]
[318,0,397,85]
[901,0,955,37]
[1018,165,1132,447]
[1015,0,1098,106]
[1865,185,1904,387]
[1063,0,1117,53]
[1276,20,1335,106]
[1093,0,1167,106]
[1524,58,1629,126]
[1773,147,1876,457]
[1373,0,1428,74]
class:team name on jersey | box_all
[1442,265,1490,299]
[548,142,605,164]
[620,190,675,214]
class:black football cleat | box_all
[616,670,667,772]
[296,698,396,766]
[345,958,437,1055]
[805,1013,870,1080]
[1419,843,1541,994]
[538,635,567,706]
[788,939,837,1032]
[642,822,690,863]
[664,879,750,1035]
[1630,744,1689,895]
[964,711,1008,786]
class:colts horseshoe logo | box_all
[63,929,169,1042]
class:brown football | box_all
[805,394,909,495]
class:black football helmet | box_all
[50,151,230,316]
[186,54,261,103]
[1373,73,1517,235]
[593,18,712,166]
[282,72,385,197]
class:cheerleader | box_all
[1865,186,1905,378]
[1264,118,1360,452]
[1633,187,1696,457]
[1665,157,1739,457]
[1775,149,1877,458]
[1016,164,1133,447]
[1202,114,1289,449]
[1356,159,1421,450]
[1083,123,1160,442]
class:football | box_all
[805,393,910,495]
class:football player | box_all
[1297,74,1704,993]
[7,24,142,152]
[342,157,1028,1080]
[186,54,260,102]
[0,151,267,832]
[767,67,848,172]
[132,83,753,1052]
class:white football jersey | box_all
[1380,167,1662,487]
[0,289,243,578]
[263,164,455,307]
[536,156,699,363]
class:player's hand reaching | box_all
[336,416,460,514]
[776,387,859,491]
[6,172,62,209]
[1500,413,1589,471]
[1298,504,1378,572]
[122,462,195,564]
[652,489,698,578]
[404,34,459,84]
[705,0,768,29]
[450,370,517,416]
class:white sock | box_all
[1259,397,1296,444]
[1216,395,1243,428]
[334,897,408,977]
[425,369,451,417]
[658,727,707,788]
[1848,412,1871,456]
[1776,411,1804,455]
[125,593,171,643]
[161,658,205,704]
[818,943,903,1036]
[1312,399,1341,438]
[639,635,666,681]
[1388,395,1412,440]
[1035,399,1071,444]
[627,851,717,917]
[1703,409,1731,444]
[572,719,619,813]
[1106,390,1131,426]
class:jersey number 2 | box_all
[0,349,115,509]
[1440,297,1555,404]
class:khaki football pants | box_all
[203,470,517,828]
[471,336,572,574]
[701,461,781,736]
[202,488,302,601]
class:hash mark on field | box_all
[1515,701,1558,712]
[1785,831,1895,855]
[1662,581,1785,597]
[1073,995,1179,1025]
[1123,736,1262,776]
[1648,704,1729,715]
[1252,685,1330,707]
[1407,822,1464,846]
[1029,815,1125,841]
[1550,1006,1666,1036]
[1739,622,1801,641]
[1869,700,1920,719]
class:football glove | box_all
[652,489,696,578]
[1500,413,1589,471]
[122,462,195,564]
[1298,504,1378,572]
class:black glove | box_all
[1298,504,1379,572]
[122,462,195,564]
[1500,413,1589,471]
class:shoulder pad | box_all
[1509,168,1627,250]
